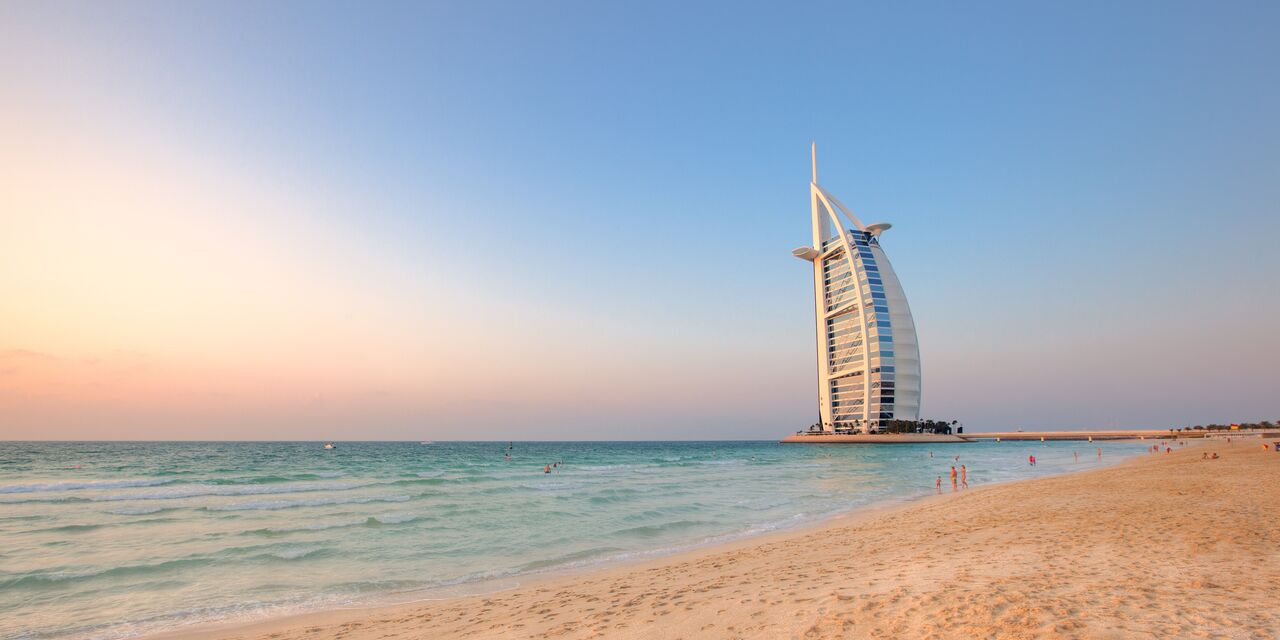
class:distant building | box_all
[792,145,921,433]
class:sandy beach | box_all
[170,441,1280,640]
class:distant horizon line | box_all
[0,428,1212,443]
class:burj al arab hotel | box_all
[792,145,921,433]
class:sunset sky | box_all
[2,1,1278,440]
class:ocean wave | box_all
[611,519,714,538]
[519,482,577,492]
[587,488,645,505]
[697,513,809,545]
[209,472,347,484]
[388,477,448,487]
[515,546,627,572]
[368,513,420,525]
[269,546,325,560]
[93,481,363,502]
[205,494,411,512]
[21,593,335,640]
[241,513,425,537]
[242,519,367,535]
[0,495,91,505]
[436,505,485,517]
[20,522,105,534]
[108,506,174,515]
[735,496,793,511]
[619,504,705,522]
[0,556,210,590]
[0,478,174,494]
[578,464,647,473]
[436,475,496,484]
[207,475,294,484]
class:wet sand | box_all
[168,440,1280,639]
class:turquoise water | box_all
[0,440,1147,639]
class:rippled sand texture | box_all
[177,441,1280,640]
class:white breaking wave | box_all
[107,506,170,515]
[206,495,411,511]
[369,513,418,524]
[0,478,175,494]
[255,519,368,534]
[270,547,324,560]
[93,482,364,502]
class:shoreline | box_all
[151,478,961,639]
[156,489,965,640]
[147,440,1276,640]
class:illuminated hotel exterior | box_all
[792,145,921,433]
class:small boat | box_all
[323,442,336,449]
[419,441,433,445]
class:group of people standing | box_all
[936,461,968,492]
[934,446,1109,493]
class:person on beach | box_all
[960,465,968,488]
[935,476,942,492]
[1074,451,1079,462]
[1028,454,1036,466]
[1098,447,1102,460]
[544,464,551,474]
[950,466,957,490]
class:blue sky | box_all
[1,1,1277,439]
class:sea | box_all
[0,439,1149,639]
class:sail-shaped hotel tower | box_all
[792,145,921,433]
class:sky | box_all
[1,1,1278,440]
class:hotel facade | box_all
[792,146,921,433]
